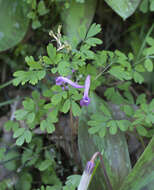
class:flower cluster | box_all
[56,75,91,106]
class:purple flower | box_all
[80,75,91,106]
[72,69,75,73]
[56,76,84,89]
[85,161,95,174]
[77,160,95,190]
[56,75,91,107]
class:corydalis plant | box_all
[56,75,91,106]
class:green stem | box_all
[95,61,114,80]
[0,99,16,107]
[88,159,100,187]
[137,132,146,149]
[90,152,113,190]
[136,24,154,62]
[0,79,13,90]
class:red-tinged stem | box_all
[91,152,113,190]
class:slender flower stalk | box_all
[77,160,95,190]
[56,76,84,88]
[80,75,91,106]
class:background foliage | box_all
[0,0,154,190]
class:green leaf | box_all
[136,94,146,105]
[32,90,40,100]
[51,68,58,74]
[119,136,154,190]
[123,105,134,116]
[117,82,131,91]
[46,186,62,190]
[57,61,71,76]
[13,128,25,138]
[145,114,154,124]
[65,175,81,187]
[4,121,19,131]
[0,147,6,160]
[40,120,47,131]
[99,127,107,137]
[107,120,117,128]
[146,36,154,46]
[13,70,46,86]
[23,98,35,111]
[40,120,55,133]
[124,91,134,104]
[39,160,52,171]
[44,103,53,110]
[17,173,32,190]
[150,0,154,11]
[16,135,25,146]
[109,125,118,135]
[27,11,35,19]
[72,92,82,101]
[32,19,41,29]
[62,99,71,113]
[149,99,154,111]
[52,93,62,105]
[47,110,58,123]
[4,150,19,170]
[115,50,127,60]
[117,120,130,132]
[128,52,134,61]
[104,0,140,20]
[25,56,43,70]
[109,66,132,81]
[135,64,145,72]
[133,71,144,84]
[0,0,29,52]
[86,23,101,39]
[82,49,94,59]
[15,109,28,120]
[136,126,148,136]
[139,0,148,13]
[24,130,32,143]
[26,112,35,124]
[43,89,53,98]
[47,44,56,60]
[85,37,102,46]
[100,103,111,117]
[104,87,115,100]
[143,37,154,56]
[46,123,55,134]
[31,0,37,9]
[144,59,153,72]
[62,91,68,99]
[43,56,52,65]
[37,1,49,16]
[88,125,101,134]
[72,101,81,116]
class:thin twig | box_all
[95,61,114,80]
